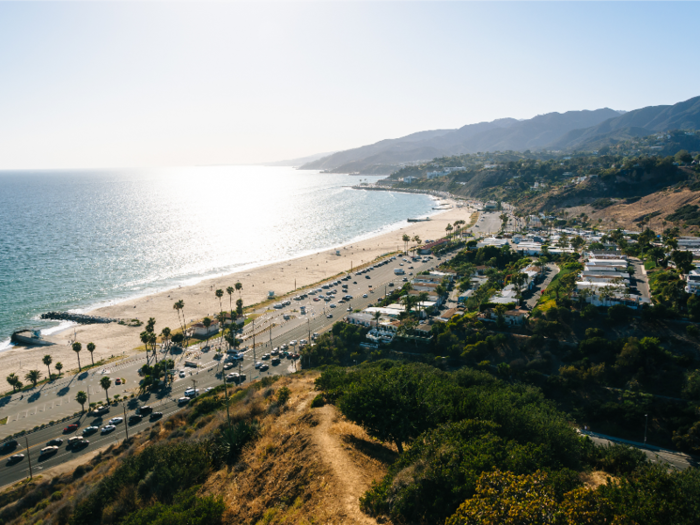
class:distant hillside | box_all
[299,96,700,175]
[551,95,700,151]
[300,110,619,174]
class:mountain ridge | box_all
[300,97,699,174]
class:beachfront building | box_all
[419,239,448,254]
[190,319,220,338]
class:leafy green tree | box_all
[55,362,63,376]
[671,250,695,274]
[337,364,458,453]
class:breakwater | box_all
[40,312,118,325]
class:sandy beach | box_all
[0,203,474,379]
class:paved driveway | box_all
[523,263,559,310]
[629,258,651,301]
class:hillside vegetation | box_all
[0,373,392,525]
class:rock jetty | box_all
[40,312,118,325]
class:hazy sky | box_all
[1,2,699,169]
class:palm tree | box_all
[402,234,410,254]
[86,342,96,366]
[149,333,158,364]
[373,310,381,330]
[173,299,185,336]
[6,373,22,392]
[226,286,235,315]
[140,330,151,362]
[445,223,453,240]
[76,391,88,412]
[100,376,112,403]
[55,362,63,376]
[72,342,82,371]
[202,317,212,346]
[217,311,227,346]
[42,354,53,379]
[160,327,171,353]
[235,282,243,301]
[417,291,429,312]
[216,288,224,313]
[412,235,422,256]
[25,370,41,388]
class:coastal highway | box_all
[0,251,454,486]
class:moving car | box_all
[115,378,122,385]
[7,454,24,464]
[137,405,153,416]
[326,314,333,318]
[39,446,59,457]
[184,388,199,397]
[47,438,63,447]
[254,361,263,369]
[68,436,88,448]
[82,426,99,435]
[128,414,143,424]
[362,294,368,298]
[63,423,79,433]
[177,397,190,405]
[101,425,116,434]
[179,370,186,378]
[0,440,18,453]
[108,417,124,425]
[149,412,163,421]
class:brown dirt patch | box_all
[580,470,615,489]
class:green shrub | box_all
[311,394,325,408]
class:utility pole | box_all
[25,436,32,480]
[123,403,129,441]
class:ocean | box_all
[0,166,436,347]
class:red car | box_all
[63,423,79,433]
[115,378,122,385]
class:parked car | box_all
[115,378,122,385]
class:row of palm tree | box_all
[402,234,424,255]
[6,356,66,392]
[71,341,98,371]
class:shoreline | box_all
[0,201,474,378]
[1,189,444,350]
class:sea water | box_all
[0,166,436,346]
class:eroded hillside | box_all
[0,373,394,525]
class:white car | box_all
[108,417,123,425]
[40,446,59,456]
[179,370,186,378]
[254,361,263,369]
[184,388,199,397]
[177,397,190,405]
[101,425,116,434]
